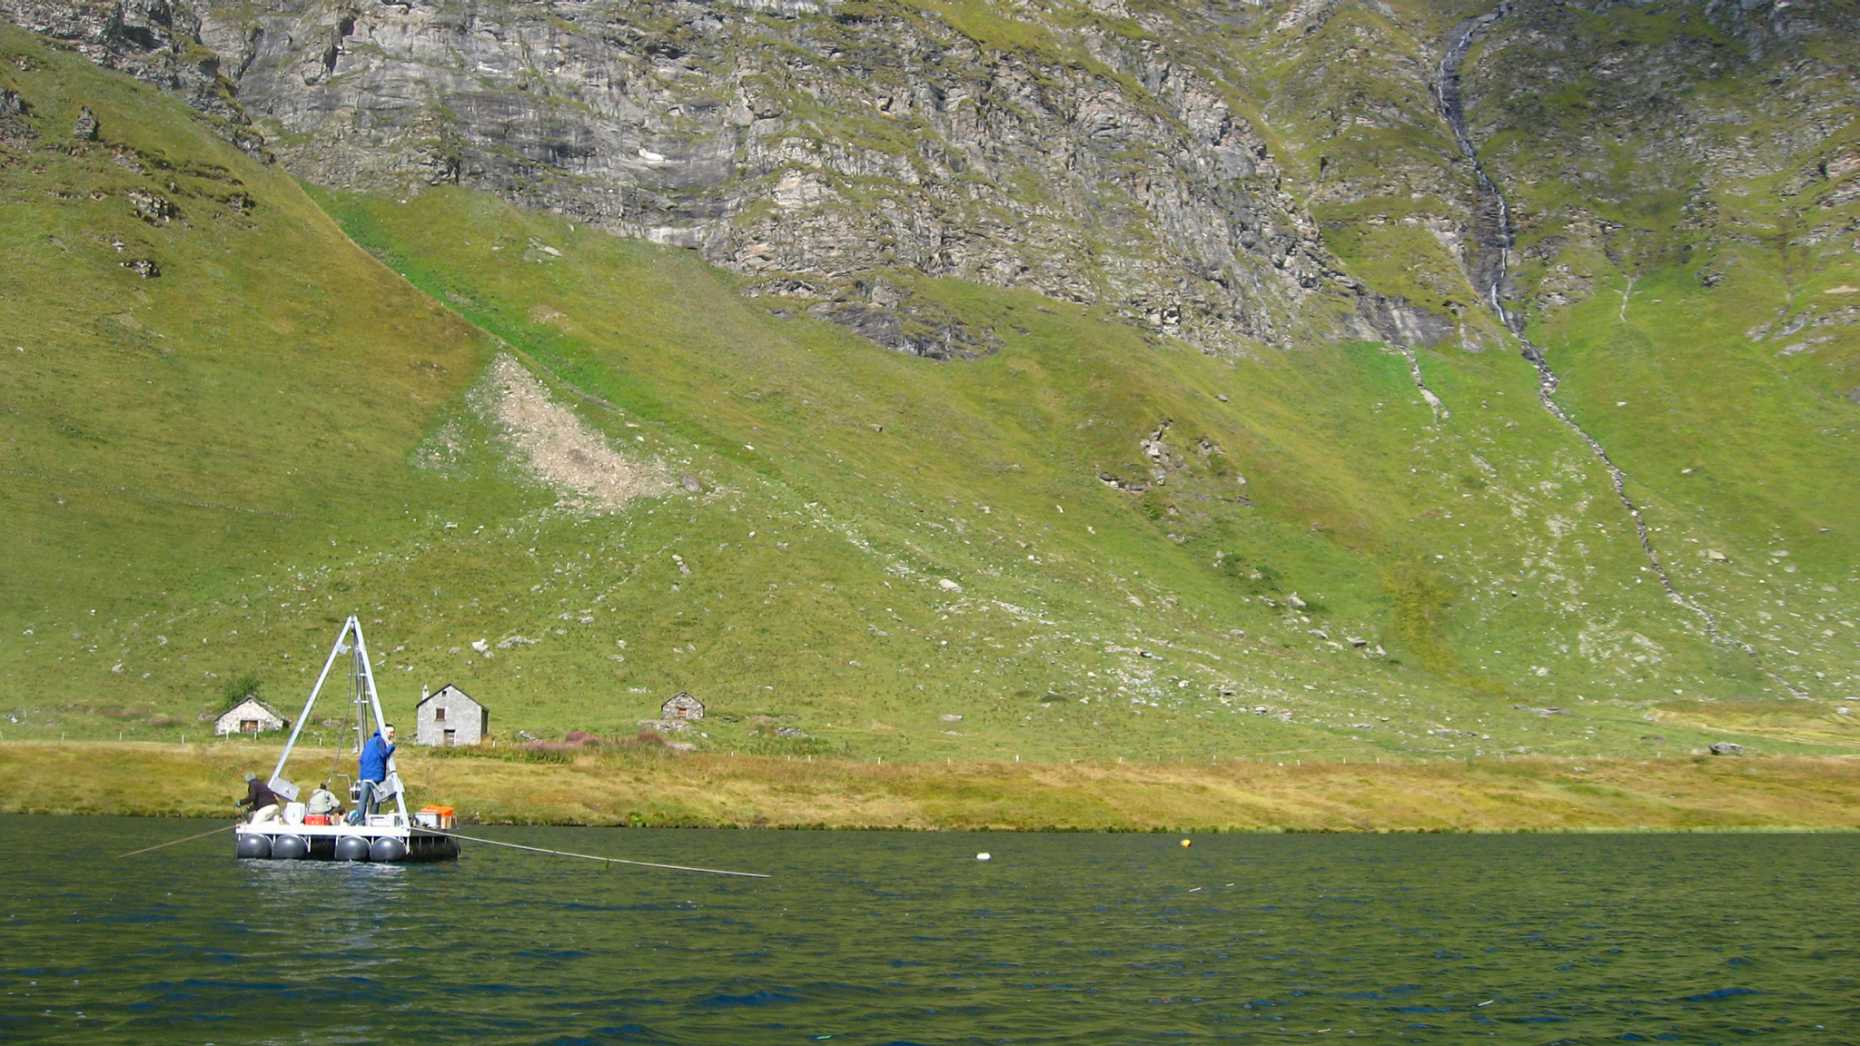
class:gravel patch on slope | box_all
[484,354,671,513]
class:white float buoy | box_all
[976,852,992,862]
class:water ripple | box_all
[2,818,1856,1041]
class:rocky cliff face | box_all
[2,0,1853,358]
[1457,0,1860,321]
[0,0,1397,355]
[200,0,1371,354]
[0,0,245,125]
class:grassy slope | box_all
[1,21,1856,780]
[302,185,1763,760]
[0,25,490,714]
[0,32,492,606]
[1463,4,1860,701]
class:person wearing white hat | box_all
[306,780,343,820]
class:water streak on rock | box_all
[1434,5,1795,691]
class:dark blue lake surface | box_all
[2,817,1856,1041]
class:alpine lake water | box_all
[2,816,1856,1042]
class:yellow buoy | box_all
[1180,838,1192,848]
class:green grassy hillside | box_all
[1,24,1855,767]
[1458,0,1860,701]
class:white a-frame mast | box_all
[267,615,408,825]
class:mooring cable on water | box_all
[413,828,770,878]
[116,822,237,859]
[113,822,768,878]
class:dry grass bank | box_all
[4,742,1859,831]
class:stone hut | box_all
[215,698,288,737]
[414,683,488,747]
[660,691,704,721]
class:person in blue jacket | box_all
[351,723,396,823]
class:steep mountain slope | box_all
[0,23,490,710]
[2,3,1857,761]
[193,0,1359,353]
[0,27,488,616]
[1448,1,1860,699]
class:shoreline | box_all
[4,741,1859,832]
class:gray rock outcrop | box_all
[1,0,1369,354]
[196,0,1352,352]
[1,0,238,119]
[3,0,1851,361]
[0,86,28,143]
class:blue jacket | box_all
[360,731,395,782]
